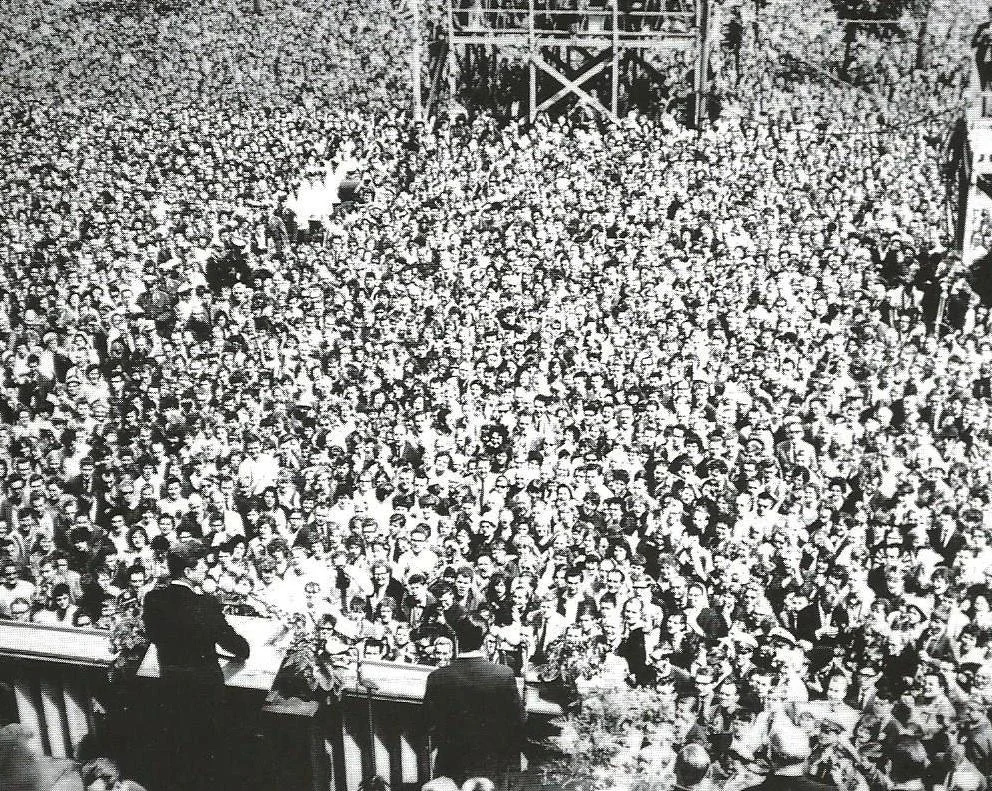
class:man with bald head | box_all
[675,744,714,791]
[742,715,836,791]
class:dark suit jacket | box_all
[616,627,653,686]
[17,373,53,411]
[927,527,965,565]
[743,772,838,791]
[795,602,849,645]
[143,582,250,686]
[423,655,524,782]
[65,473,96,499]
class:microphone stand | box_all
[353,647,381,783]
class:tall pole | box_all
[411,0,424,122]
[446,0,457,109]
[529,0,537,122]
[693,0,710,128]
[914,0,932,72]
[611,0,619,116]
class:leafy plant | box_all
[539,684,676,791]
[107,613,149,684]
[270,615,348,705]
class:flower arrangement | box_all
[107,613,149,684]
[269,613,350,706]
[536,636,612,688]
[539,683,677,791]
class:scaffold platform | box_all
[436,0,713,124]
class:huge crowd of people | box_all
[5,0,992,787]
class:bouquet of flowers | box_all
[108,613,149,684]
[536,635,611,686]
[540,685,674,791]
[270,613,349,706]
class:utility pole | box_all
[693,0,711,128]
[410,0,424,122]
[914,0,933,72]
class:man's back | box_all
[143,583,249,685]
[744,772,837,791]
[423,655,524,782]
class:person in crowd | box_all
[743,717,838,791]
[0,0,989,789]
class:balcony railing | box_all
[0,621,113,758]
[450,1,697,40]
[0,618,562,791]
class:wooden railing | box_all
[0,621,113,758]
[0,618,562,791]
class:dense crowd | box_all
[4,0,992,787]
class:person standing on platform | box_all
[973,7,992,90]
[142,539,250,791]
[423,613,525,786]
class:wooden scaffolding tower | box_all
[432,0,713,125]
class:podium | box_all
[127,616,292,791]
[136,615,290,689]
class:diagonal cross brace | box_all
[531,49,619,122]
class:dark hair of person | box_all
[485,572,510,606]
[166,539,207,579]
[454,613,487,653]
[892,701,913,726]
[888,737,929,784]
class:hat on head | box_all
[767,627,798,647]
[652,640,675,658]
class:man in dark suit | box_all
[423,613,524,785]
[928,508,966,566]
[142,539,250,791]
[65,456,97,500]
[795,584,849,670]
[528,592,568,665]
[16,354,54,412]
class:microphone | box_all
[353,646,381,693]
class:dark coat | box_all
[743,772,838,791]
[927,527,966,566]
[795,602,849,645]
[964,716,992,777]
[143,582,250,686]
[616,627,653,687]
[423,655,524,782]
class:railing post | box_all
[446,0,457,109]
[411,0,423,123]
